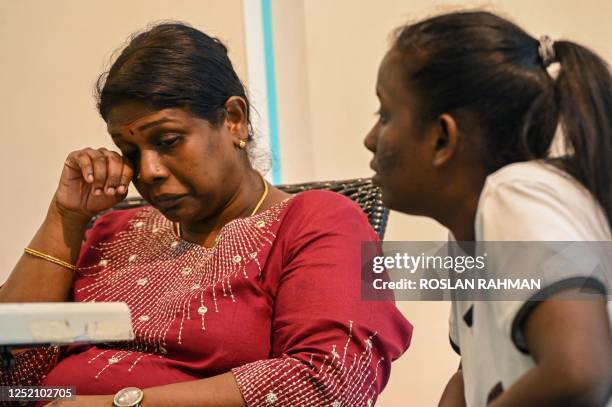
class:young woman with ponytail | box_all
[364,11,612,406]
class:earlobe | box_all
[433,113,459,167]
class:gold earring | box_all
[238,140,247,150]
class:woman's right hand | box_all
[52,148,135,222]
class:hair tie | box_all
[538,35,556,67]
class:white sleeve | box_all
[476,179,609,353]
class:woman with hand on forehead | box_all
[365,10,611,407]
[0,23,412,406]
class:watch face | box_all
[114,387,143,406]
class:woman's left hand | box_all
[44,394,113,406]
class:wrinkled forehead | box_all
[106,103,185,136]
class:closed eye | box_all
[119,149,140,176]
[157,134,181,149]
[120,148,138,162]
[159,137,179,147]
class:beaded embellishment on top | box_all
[233,321,383,406]
[76,198,293,378]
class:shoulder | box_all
[283,190,371,225]
[289,189,365,212]
[77,205,153,267]
[484,161,579,191]
[85,205,152,244]
[277,190,377,240]
[477,161,610,240]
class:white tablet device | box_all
[0,302,134,346]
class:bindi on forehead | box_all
[108,109,183,138]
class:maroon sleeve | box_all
[232,191,412,407]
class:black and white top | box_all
[449,161,611,406]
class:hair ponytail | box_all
[553,41,612,229]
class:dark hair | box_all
[96,22,251,137]
[393,11,612,229]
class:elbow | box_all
[555,362,612,406]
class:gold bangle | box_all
[23,247,76,271]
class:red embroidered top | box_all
[2,190,412,406]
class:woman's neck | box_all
[180,170,265,247]
[438,175,487,242]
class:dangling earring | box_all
[238,139,247,150]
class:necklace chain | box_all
[175,172,269,238]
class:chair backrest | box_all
[90,178,389,238]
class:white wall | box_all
[270,0,315,184]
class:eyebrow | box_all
[110,117,175,138]
[137,118,174,131]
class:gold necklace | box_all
[250,171,270,216]
[175,172,269,238]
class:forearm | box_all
[489,363,612,407]
[140,372,245,407]
[0,200,88,302]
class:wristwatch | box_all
[113,387,144,407]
